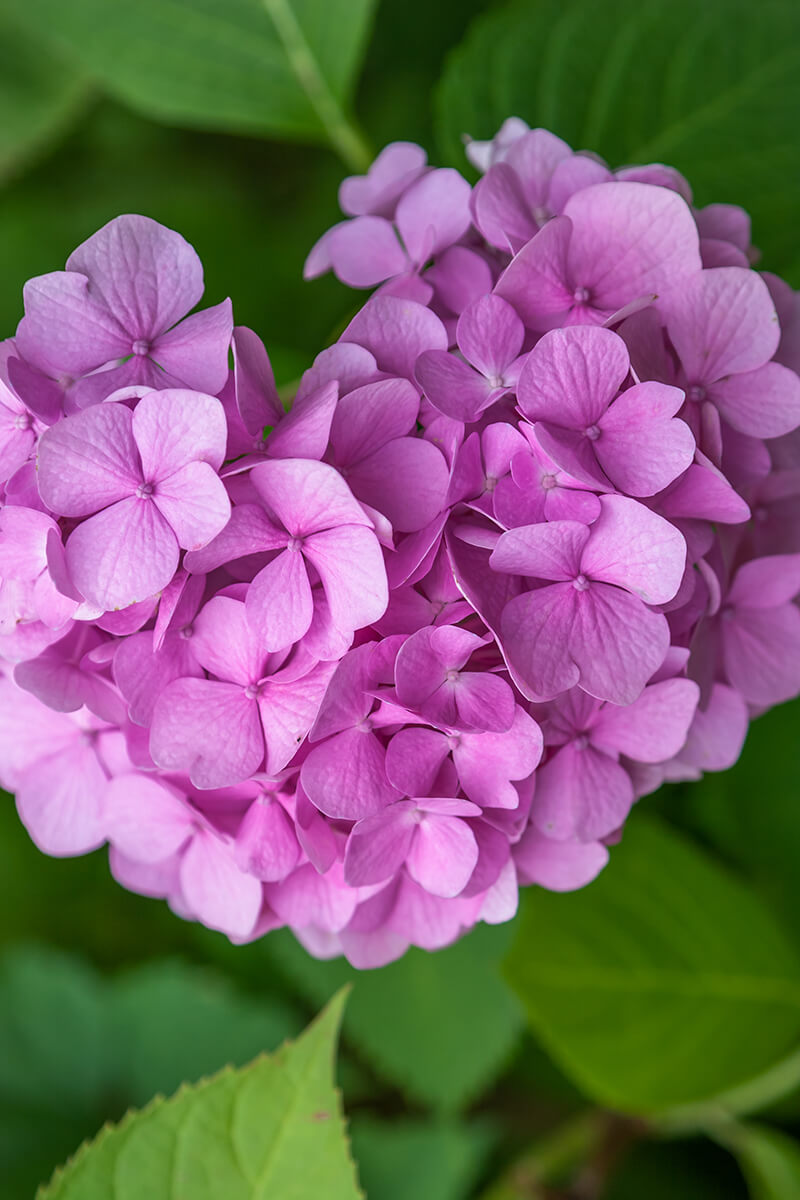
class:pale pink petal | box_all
[65,497,178,610]
[231,325,283,435]
[250,457,369,536]
[326,216,409,286]
[518,325,629,426]
[113,630,201,725]
[152,461,230,550]
[150,678,264,787]
[455,706,543,808]
[471,163,538,252]
[132,388,227,478]
[245,549,313,651]
[17,271,130,376]
[596,382,695,496]
[191,596,264,685]
[491,521,589,580]
[722,604,800,706]
[570,584,671,705]
[494,216,574,328]
[36,403,139,516]
[180,829,262,938]
[344,801,418,886]
[183,502,286,573]
[258,659,337,775]
[17,739,107,856]
[581,494,686,604]
[152,299,233,394]
[711,361,800,438]
[395,168,472,262]
[342,295,448,379]
[406,813,479,897]
[514,825,609,890]
[458,293,525,377]
[105,774,192,861]
[728,554,800,609]
[266,862,357,933]
[339,141,428,216]
[234,797,300,882]
[679,683,749,771]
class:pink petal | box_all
[414,350,492,421]
[564,182,701,313]
[17,271,130,377]
[180,829,262,938]
[384,727,449,796]
[191,595,264,685]
[67,213,204,340]
[471,163,538,252]
[183,502,286,573]
[348,437,449,533]
[591,678,700,762]
[154,461,231,550]
[113,629,201,725]
[491,521,589,580]
[105,774,192,861]
[326,216,409,286]
[596,382,695,496]
[500,583,582,701]
[267,380,337,460]
[149,298,232,394]
[234,797,300,882]
[331,377,419,463]
[342,295,448,379]
[250,457,369,536]
[722,604,800,706]
[679,683,749,771]
[132,388,228,478]
[518,325,629,426]
[339,141,428,217]
[455,707,543,808]
[308,642,375,740]
[231,326,283,435]
[569,584,671,705]
[395,168,472,262]
[494,215,574,328]
[406,813,479,897]
[303,525,388,632]
[245,548,314,651]
[581,494,686,604]
[258,659,337,775]
[65,497,178,610]
[533,742,633,841]
[266,862,357,933]
[662,267,779,383]
[711,361,800,438]
[514,825,609,890]
[344,801,418,886]
[728,554,800,609]
[301,725,400,821]
[36,403,139,516]
[457,293,525,377]
[17,739,107,856]
[150,677,264,788]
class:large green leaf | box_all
[264,922,524,1111]
[39,990,359,1200]
[718,1122,800,1200]
[0,0,375,163]
[0,20,90,184]
[436,0,800,281]
[504,817,800,1113]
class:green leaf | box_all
[0,20,90,183]
[0,0,375,166]
[351,1117,495,1200]
[504,816,800,1113]
[38,989,360,1200]
[0,946,301,1199]
[265,922,525,1111]
[716,1122,800,1200]
[436,0,800,281]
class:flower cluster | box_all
[1,121,800,968]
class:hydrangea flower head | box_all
[1,123,799,968]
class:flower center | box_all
[688,384,706,403]
[12,412,32,431]
[287,536,303,552]
[574,733,590,750]
[484,474,497,492]
[573,285,592,304]
[244,683,261,700]
[584,424,600,441]
[487,374,503,388]
[541,473,557,490]
[179,624,194,639]
[132,339,151,357]
[573,573,590,592]
[135,482,154,500]
[356,717,374,733]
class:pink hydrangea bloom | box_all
[1,130,800,968]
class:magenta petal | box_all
[150,678,264,788]
[384,727,449,796]
[728,554,800,609]
[303,525,388,633]
[113,629,201,724]
[348,437,449,532]
[518,325,629,426]
[406,813,479,897]
[514,825,609,891]
[457,294,525,378]
[581,494,686,604]
[132,388,228,477]
[471,164,538,252]
[250,457,369,535]
[415,351,492,421]
[17,271,130,377]
[342,295,448,379]
[180,829,262,939]
[257,659,336,775]
[711,362,800,438]
[570,584,671,705]
[268,380,338,460]
[455,707,543,808]
[679,683,749,771]
[234,797,300,882]
[344,801,418,886]
[154,461,231,550]
[17,737,108,856]
[534,742,633,841]
[501,583,582,701]
[494,216,574,328]
[301,726,400,820]
[231,325,283,434]
[395,168,472,262]
[67,213,204,339]
[66,497,178,610]
[105,774,191,861]
[191,596,264,685]
[592,678,700,762]
[246,549,313,651]
[153,299,233,394]
[596,382,695,496]
[491,521,589,580]
[184,503,286,573]
[36,403,139,516]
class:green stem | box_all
[478,1112,605,1200]
[262,0,373,172]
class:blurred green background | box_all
[1,0,800,1196]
